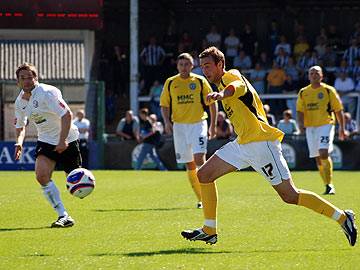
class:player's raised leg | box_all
[181,154,236,244]
[36,155,74,228]
[273,178,357,246]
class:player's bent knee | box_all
[197,167,213,183]
[279,192,298,204]
[36,172,51,185]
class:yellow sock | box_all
[187,169,201,201]
[317,164,326,184]
[321,157,333,185]
[201,182,218,235]
[298,189,346,225]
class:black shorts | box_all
[35,140,82,174]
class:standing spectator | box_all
[249,62,266,94]
[274,35,291,56]
[116,110,140,141]
[140,36,166,92]
[73,110,90,168]
[267,61,287,115]
[206,25,222,48]
[268,20,280,55]
[111,45,128,96]
[343,38,360,67]
[327,25,342,50]
[149,80,164,120]
[334,72,356,117]
[284,57,301,116]
[135,108,166,171]
[277,109,299,135]
[233,50,252,71]
[216,111,233,139]
[297,66,345,195]
[162,25,178,78]
[149,113,164,135]
[241,24,257,57]
[223,28,241,69]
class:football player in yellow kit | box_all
[160,53,217,208]
[181,47,357,247]
[297,66,345,195]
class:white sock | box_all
[42,180,68,217]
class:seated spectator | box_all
[277,109,299,135]
[344,112,359,138]
[179,31,193,52]
[267,61,287,116]
[314,36,327,59]
[343,38,359,67]
[257,51,272,70]
[135,108,166,170]
[322,45,337,68]
[149,80,163,120]
[241,24,257,57]
[284,57,300,117]
[274,47,289,68]
[224,28,241,69]
[351,58,360,82]
[206,25,222,48]
[149,113,164,135]
[216,111,233,139]
[250,62,267,94]
[336,59,352,77]
[274,35,291,56]
[334,72,356,117]
[116,110,140,141]
[263,104,276,126]
[293,35,310,61]
[233,50,252,71]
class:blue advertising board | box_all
[0,141,36,170]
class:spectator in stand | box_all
[284,57,301,117]
[352,58,360,82]
[258,51,272,70]
[179,31,193,52]
[149,80,164,121]
[241,24,257,57]
[263,104,276,126]
[274,35,291,56]
[336,59,352,77]
[140,36,166,92]
[250,62,267,94]
[275,47,289,68]
[269,20,280,55]
[223,28,241,69]
[267,61,287,116]
[314,36,327,59]
[216,111,233,140]
[317,27,328,44]
[105,90,116,124]
[293,35,310,61]
[277,109,299,135]
[116,110,140,141]
[73,109,91,168]
[149,113,164,135]
[162,25,178,78]
[135,108,166,171]
[334,72,356,117]
[327,25,342,50]
[111,45,128,96]
[233,50,252,71]
[206,25,222,48]
[351,22,360,40]
[344,112,359,139]
[343,38,360,67]
[322,45,338,68]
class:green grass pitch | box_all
[0,170,359,269]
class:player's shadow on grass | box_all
[92,248,231,257]
[0,226,50,232]
[93,207,192,212]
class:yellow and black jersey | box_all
[216,69,284,144]
[160,72,213,123]
[296,83,343,127]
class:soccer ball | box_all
[66,168,95,199]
